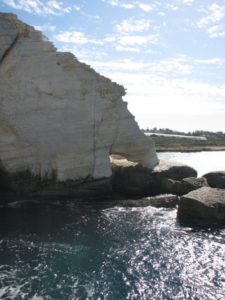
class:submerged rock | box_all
[203,171,225,189]
[178,187,225,223]
[0,13,158,196]
[116,194,179,208]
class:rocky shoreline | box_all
[1,158,225,226]
[1,14,225,227]
[156,146,225,152]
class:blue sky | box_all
[1,0,225,132]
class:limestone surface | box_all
[0,13,158,182]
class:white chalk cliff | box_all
[0,13,158,181]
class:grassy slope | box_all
[150,135,225,152]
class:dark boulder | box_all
[0,162,17,202]
[162,177,208,195]
[111,158,197,198]
[178,187,225,223]
[203,171,225,189]
[153,159,197,180]
[111,160,156,197]
[0,162,13,192]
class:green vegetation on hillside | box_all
[149,135,225,152]
[144,127,225,139]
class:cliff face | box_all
[0,13,158,182]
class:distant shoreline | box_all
[157,146,225,152]
[148,134,225,153]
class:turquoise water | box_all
[0,151,225,299]
[0,201,225,299]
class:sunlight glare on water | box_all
[158,151,225,176]
[0,201,225,299]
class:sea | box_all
[0,151,225,299]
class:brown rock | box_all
[178,187,225,223]
[203,171,225,189]
[112,158,197,197]
[153,159,197,180]
[162,177,208,195]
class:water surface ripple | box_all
[0,201,225,299]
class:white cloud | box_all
[3,0,76,15]
[152,56,193,74]
[158,12,166,17]
[112,17,158,51]
[197,3,225,38]
[195,58,225,65]
[87,59,145,71]
[59,44,107,62]
[116,19,151,33]
[55,27,158,53]
[182,0,193,5]
[89,55,193,75]
[207,24,225,38]
[89,57,225,131]
[55,31,103,45]
[121,3,134,9]
[102,0,155,12]
[137,3,153,12]
[104,0,120,6]
[34,24,56,32]
[166,3,179,11]
[104,35,117,43]
[198,3,225,27]
[55,31,89,44]
[80,12,100,20]
[118,34,158,46]
[115,45,140,52]
[102,0,134,9]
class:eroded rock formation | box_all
[0,13,158,183]
[111,158,197,197]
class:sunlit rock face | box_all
[0,13,158,181]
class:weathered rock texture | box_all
[112,158,197,197]
[178,187,225,224]
[0,13,158,184]
[162,177,208,196]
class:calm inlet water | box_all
[0,151,225,299]
[158,151,225,176]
